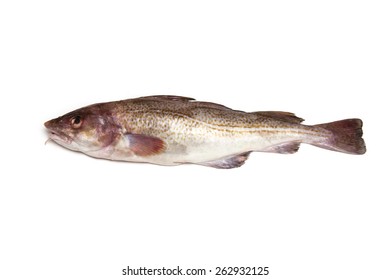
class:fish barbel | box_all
[44,95,366,168]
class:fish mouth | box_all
[44,120,73,144]
[46,130,73,144]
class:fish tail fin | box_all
[312,119,366,154]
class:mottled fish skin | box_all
[44,95,366,168]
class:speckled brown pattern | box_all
[44,95,366,168]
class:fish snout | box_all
[44,119,59,138]
[44,120,72,144]
[44,120,53,129]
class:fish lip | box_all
[47,131,73,144]
[45,127,73,144]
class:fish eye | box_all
[71,115,82,128]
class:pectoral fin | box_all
[124,134,166,157]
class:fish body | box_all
[44,95,366,168]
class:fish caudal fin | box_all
[313,119,366,154]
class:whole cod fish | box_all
[44,95,366,168]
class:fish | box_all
[44,95,366,168]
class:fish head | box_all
[44,105,119,153]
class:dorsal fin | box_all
[137,95,195,102]
[192,101,232,110]
[136,95,232,110]
[253,111,304,124]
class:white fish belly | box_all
[86,125,328,166]
[141,129,320,165]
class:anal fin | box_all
[262,142,301,154]
[198,152,251,169]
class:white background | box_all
[1,1,389,279]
